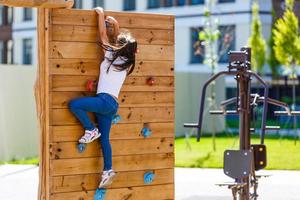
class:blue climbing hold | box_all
[144,172,155,184]
[94,188,106,200]
[141,127,152,138]
[77,143,86,153]
[112,114,121,124]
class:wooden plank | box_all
[51,75,174,92]
[52,25,174,45]
[35,8,48,200]
[50,107,174,125]
[49,59,174,76]
[44,9,51,200]
[52,9,174,30]
[51,168,174,193]
[41,9,174,200]
[50,153,174,176]
[49,41,102,60]
[50,122,174,142]
[49,59,100,76]
[50,137,174,159]
[51,184,174,200]
[51,91,174,108]
[49,41,174,61]
[0,0,74,8]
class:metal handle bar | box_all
[183,71,237,142]
[274,111,300,116]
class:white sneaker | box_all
[78,128,101,143]
[98,169,116,188]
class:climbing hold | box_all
[94,188,106,200]
[146,77,155,86]
[112,114,121,124]
[77,143,86,153]
[86,80,97,92]
[144,172,155,184]
[141,127,152,138]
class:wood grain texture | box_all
[51,91,174,108]
[35,8,174,200]
[35,8,47,200]
[50,153,174,176]
[52,25,174,45]
[49,41,174,61]
[0,0,74,8]
[49,59,174,76]
[52,9,174,30]
[50,137,174,159]
[50,107,174,125]
[51,184,174,200]
[51,168,174,193]
[50,122,174,142]
[51,75,174,92]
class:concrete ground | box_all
[0,165,300,200]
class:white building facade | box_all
[11,0,273,71]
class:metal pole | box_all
[237,70,251,200]
[237,47,252,200]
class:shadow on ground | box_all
[180,196,231,200]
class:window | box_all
[189,0,204,5]
[73,0,83,9]
[280,0,286,10]
[7,40,13,64]
[23,8,32,21]
[94,0,104,7]
[176,0,186,6]
[0,40,13,64]
[164,0,173,7]
[190,27,205,64]
[23,39,32,65]
[218,0,235,3]
[0,41,3,64]
[123,0,136,11]
[218,25,235,63]
[148,0,161,8]
[0,6,3,26]
[7,7,13,24]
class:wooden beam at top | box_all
[0,0,74,8]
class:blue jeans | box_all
[68,92,119,171]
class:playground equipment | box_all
[0,1,175,199]
[184,47,299,200]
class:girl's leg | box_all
[96,113,114,171]
[68,96,114,131]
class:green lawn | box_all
[0,156,39,165]
[1,135,300,170]
[175,135,300,170]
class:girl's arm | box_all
[94,7,109,51]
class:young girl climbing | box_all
[68,7,137,188]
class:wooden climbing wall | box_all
[35,8,175,200]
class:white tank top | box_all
[96,50,127,98]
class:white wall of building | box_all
[12,7,37,66]
[0,64,38,161]
[11,0,273,72]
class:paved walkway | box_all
[0,165,300,200]
[175,168,300,200]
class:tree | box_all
[273,0,300,76]
[248,2,266,74]
[267,9,280,79]
[273,0,300,144]
[195,0,220,152]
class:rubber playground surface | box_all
[0,165,300,200]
